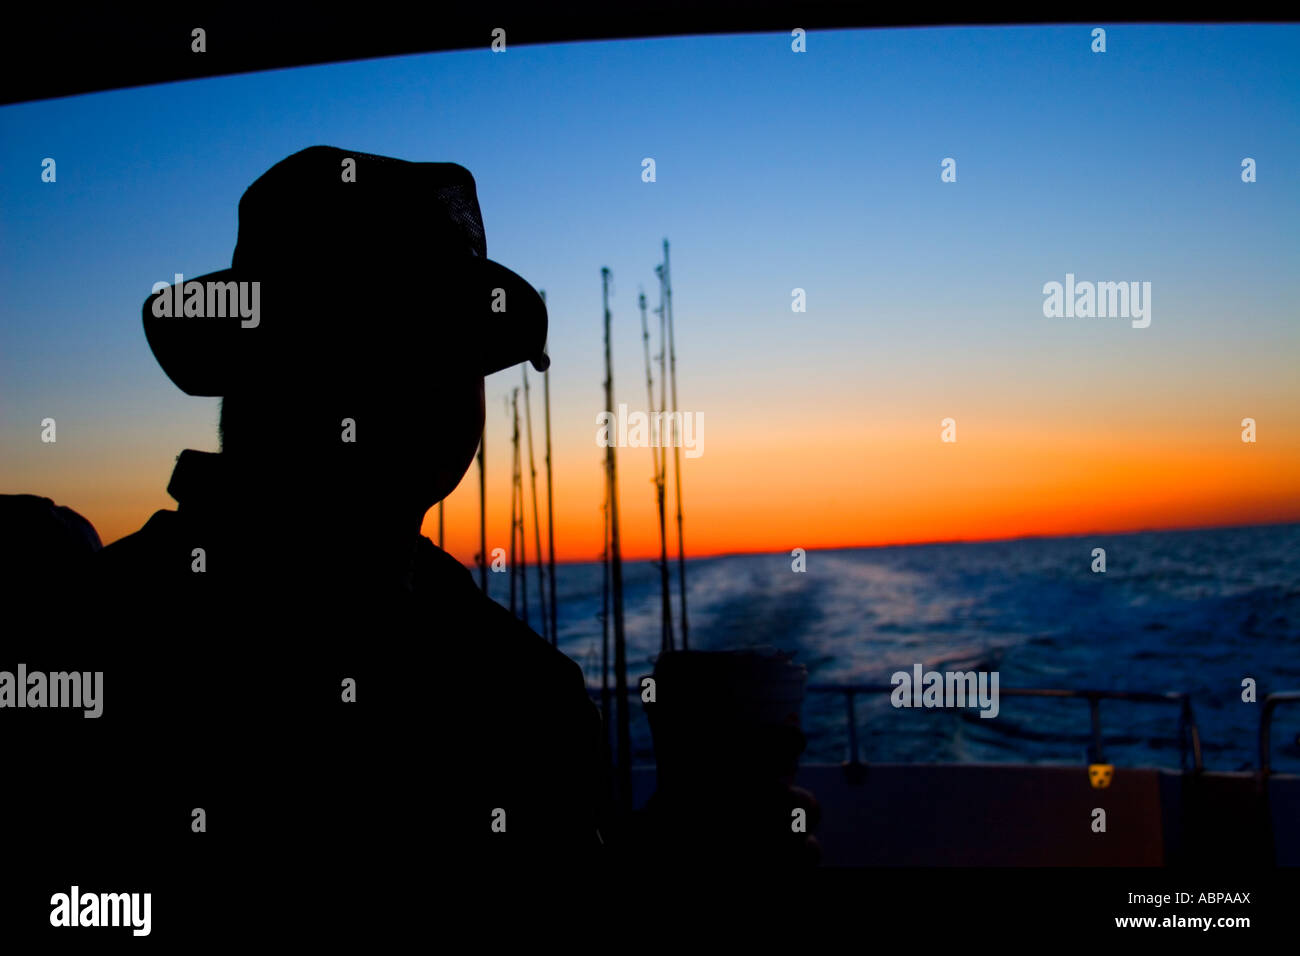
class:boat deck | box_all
[626,763,1300,865]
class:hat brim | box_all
[142,258,549,397]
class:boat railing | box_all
[588,682,1208,773]
[802,684,1204,777]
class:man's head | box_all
[140,147,549,529]
[218,361,486,520]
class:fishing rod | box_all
[641,285,674,654]
[511,388,528,626]
[602,266,631,809]
[523,365,549,643]
[541,291,558,648]
[663,239,689,650]
[477,424,486,591]
[600,490,611,765]
[508,394,517,615]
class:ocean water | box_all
[486,523,1300,772]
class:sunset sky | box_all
[2,24,1298,565]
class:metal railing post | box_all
[1260,692,1300,778]
[843,690,865,783]
[1087,695,1104,764]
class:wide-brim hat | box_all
[142,145,550,397]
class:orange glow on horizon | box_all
[51,417,1300,565]
[422,418,1300,567]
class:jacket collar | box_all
[166,449,225,509]
[162,448,467,595]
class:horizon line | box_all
[525,514,1300,567]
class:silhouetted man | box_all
[83,148,603,905]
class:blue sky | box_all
[2,24,1297,553]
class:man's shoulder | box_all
[485,597,588,694]
[414,539,589,697]
[95,510,182,574]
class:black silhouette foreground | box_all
[0,494,101,592]
[19,150,605,924]
[8,149,823,946]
